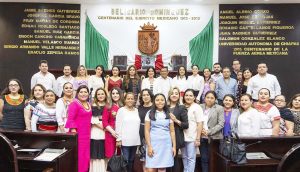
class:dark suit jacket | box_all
[171,104,189,149]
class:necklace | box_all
[5,94,24,106]
[78,99,90,111]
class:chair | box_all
[277,143,300,172]
[0,132,18,172]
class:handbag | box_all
[107,148,128,172]
[219,132,247,164]
[230,132,247,164]
[219,136,232,158]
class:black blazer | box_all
[171,104,189,149]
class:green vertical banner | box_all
[189,15,214,70]
[85,16,109,69]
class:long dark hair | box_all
[223,94,236,108]
[241,67,252,85]
[29,84,46,100]
[1,79,24,95]
[287,93,300,108]
[61,82,73,97]
[182,89,196,104]
[76,85,89,100]
[109,87,124,107]
[124,65,140,89]
[203,68,212,81]
[95,65,106,86]
[111,66,121,77]
[139,89,154,106]
[177,66,187,80]
[149,93,169,121]
[145,66,156,78]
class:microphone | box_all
[246,140,262,148]
[90,88,93,95]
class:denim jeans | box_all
[200,138,209,172]
[181,141,197,172]
[121,146,137,172]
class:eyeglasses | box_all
[9,84,19,87]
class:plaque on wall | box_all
[141,55,155,69]
[172,55,187,71]
[113,56,127,70]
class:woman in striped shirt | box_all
[31,90,57,132]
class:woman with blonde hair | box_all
[73,65,89,92]
[167,87,188,172]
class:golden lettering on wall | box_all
[98,8,200,21]
[219,8,300,56]
[3,7,80,56]
[138,22,159,55]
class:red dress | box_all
[108,78,122,92]
[102,103,120,158]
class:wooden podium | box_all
[209,136,300,172]
[0,129,78,172]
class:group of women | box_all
[0,64,300,172]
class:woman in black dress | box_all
[90,88,108,172]
[138,88,154,171]
[167,87,188,172]
[0,79,27,130]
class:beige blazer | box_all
[200,104,225,139]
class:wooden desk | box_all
[209,136,300,172]
[0,129,78,172]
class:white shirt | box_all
[247,73,281,100]
[91,116,105,140]
[141,77,157,91]
[116,107,141,146]
[31,71,56,90]
[153,76,173,98]
[187,74,205,101]
[172,76,188,93]
[56,75,74,97]
[255,104,281,136]
[55,98,71,127]
[237,108,261,137]
[184,103,204,142]
[88,75,105,96]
